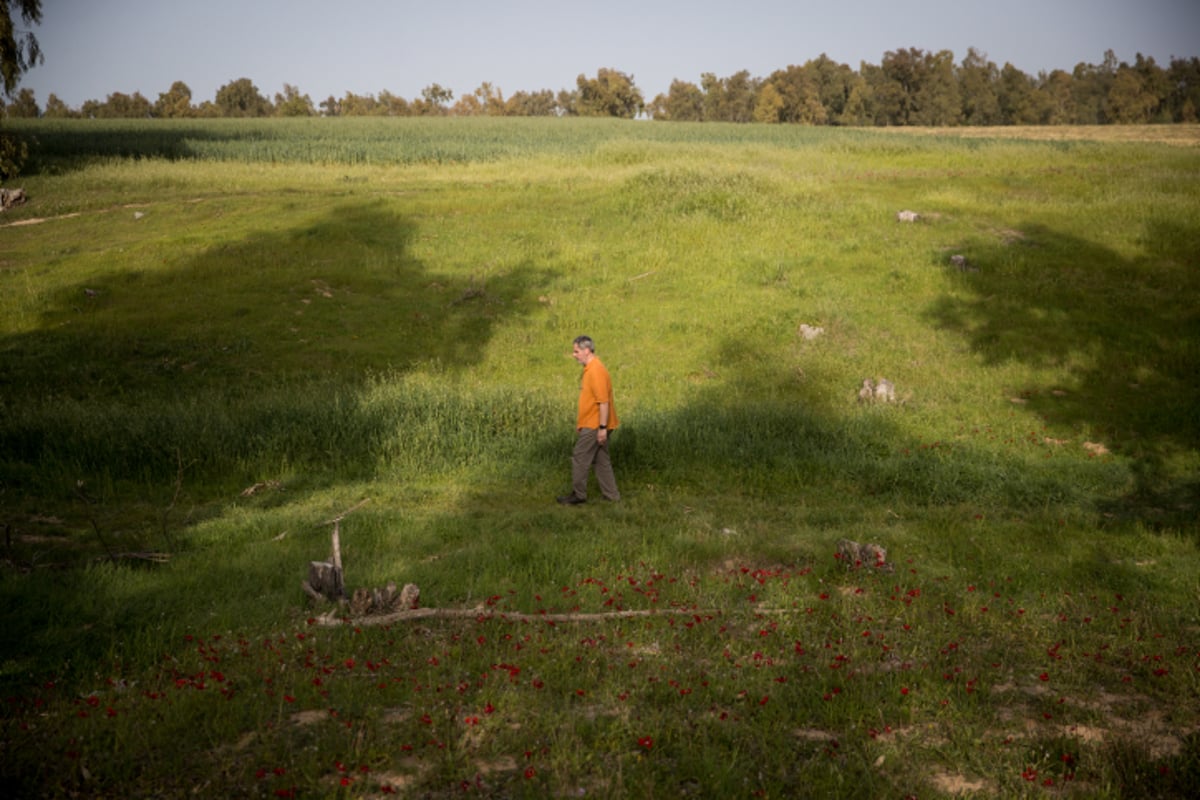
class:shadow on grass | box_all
[927,219,1200,531]
[4,200,549,395]
[515,327,1124,525]
[0,330,1155,698]
[0,199,554,499]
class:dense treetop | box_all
[5,47,1200,125]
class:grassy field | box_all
[1,118,1198,798]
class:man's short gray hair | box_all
[573,335,595,353]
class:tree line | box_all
[6,48,1200,125]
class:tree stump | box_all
[301,516,348,602]
[304,560,344,602]
[299,499,421,615]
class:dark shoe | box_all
[556,494,586,505]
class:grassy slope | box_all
[1,121,1198,798]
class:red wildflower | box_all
[638,736,654,750]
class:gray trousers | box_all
[571,428,620,501]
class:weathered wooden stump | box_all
[304,559,345,602]
[300,500,421,615]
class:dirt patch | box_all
[992,682,1192,759]
[1,211,82,228]
[930,770,990,796]
[290,709,330,726]
[793,727,838,742]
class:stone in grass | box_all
[858,378,896,404]
[798,323,825,341]
[949,254,979,272]
[896,209,920,223]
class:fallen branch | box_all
[324,498,370,525]
[100,552,172,564]
[315,605,708,627]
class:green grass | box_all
[1,118,1198,798]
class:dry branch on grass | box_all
[314,605,704,627]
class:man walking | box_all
[558,335,620,505]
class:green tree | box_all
[477,82,506,116]
[838,73,874,125]
[410,83,452,115]
[1,0,41,178]
[914,49,961,125]
[505,89,556,116]
[765,64,821,123]
[557,88,578,115]
[958,47,1001,125]
[753,81,784,123]
[700,70,757,122]
[273,83,314,117]
[5,85,35,116]
[1166,57,1200,122]
[872,49,922,124]
[1107,63,1158,123]
[1134,54,1170,119]
[452,92,482,116]
[154,80,193,118]
[215,77,271,117]
[997,63,1042,124]
[339,91,379,116]
[651,79,703,121]
[574,68,643,118]
[869,47,963,126]
[1,0,41,98]
[1070,50,1118,123]
[454,82,505,116]
[377,90,412,116]
[319,95,340,116]
[96,90,151,118]
[41,91,71,117]
[773,63,831,124]
[807,54,856,122]
[1038,69,1075,124]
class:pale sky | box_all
[17,0,1200,108]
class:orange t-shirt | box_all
[576,356,619,430]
